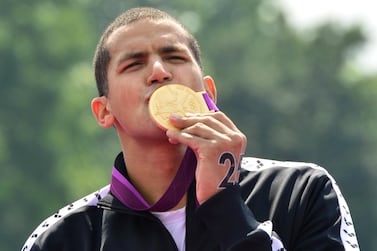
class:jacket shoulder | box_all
[241,156,322,172]
[22,185,110,251]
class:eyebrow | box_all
[117,45,188,64]
[158,44,187,54]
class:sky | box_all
[276,0,377,74]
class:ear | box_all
[91,96,114,128]
[203,75,217,103]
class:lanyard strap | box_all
[110,148,196,211]
[202,93,219,112]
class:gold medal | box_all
[149,84,210,130]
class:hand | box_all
[166,112,247,204]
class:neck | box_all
[121,138,188,208]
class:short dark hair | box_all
[93,7,202,96]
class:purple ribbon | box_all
[111,148,196,211]
[110,93,218,211]
[202,93,219,112]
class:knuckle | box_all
[230,132,247,147]
[232,131,244,142]
[194,122,207,130]
[182,122,205,134]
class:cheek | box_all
[107,90,130,115]
[179,66,204,91]
[113,87,145,115]
[190,74,205,92]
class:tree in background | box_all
[0,0,112,249]
[0,0,375,250]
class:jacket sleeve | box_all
[196,185,284,251]
[195,164,360,251]
[288,166,360,251]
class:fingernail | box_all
[170,114,182,120]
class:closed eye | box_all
[125,61,144,71]
[117,60,144,73]
[116,51,147,73]
[165,55,187,63]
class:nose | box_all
[147,60,172,85]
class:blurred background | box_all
[1,0,376,250]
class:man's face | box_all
[104,19,205,140]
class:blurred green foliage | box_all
[0,0,376,250]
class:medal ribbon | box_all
[111,148,196,211]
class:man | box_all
[22,7,359,251]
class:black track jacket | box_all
[22,155,359,251]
